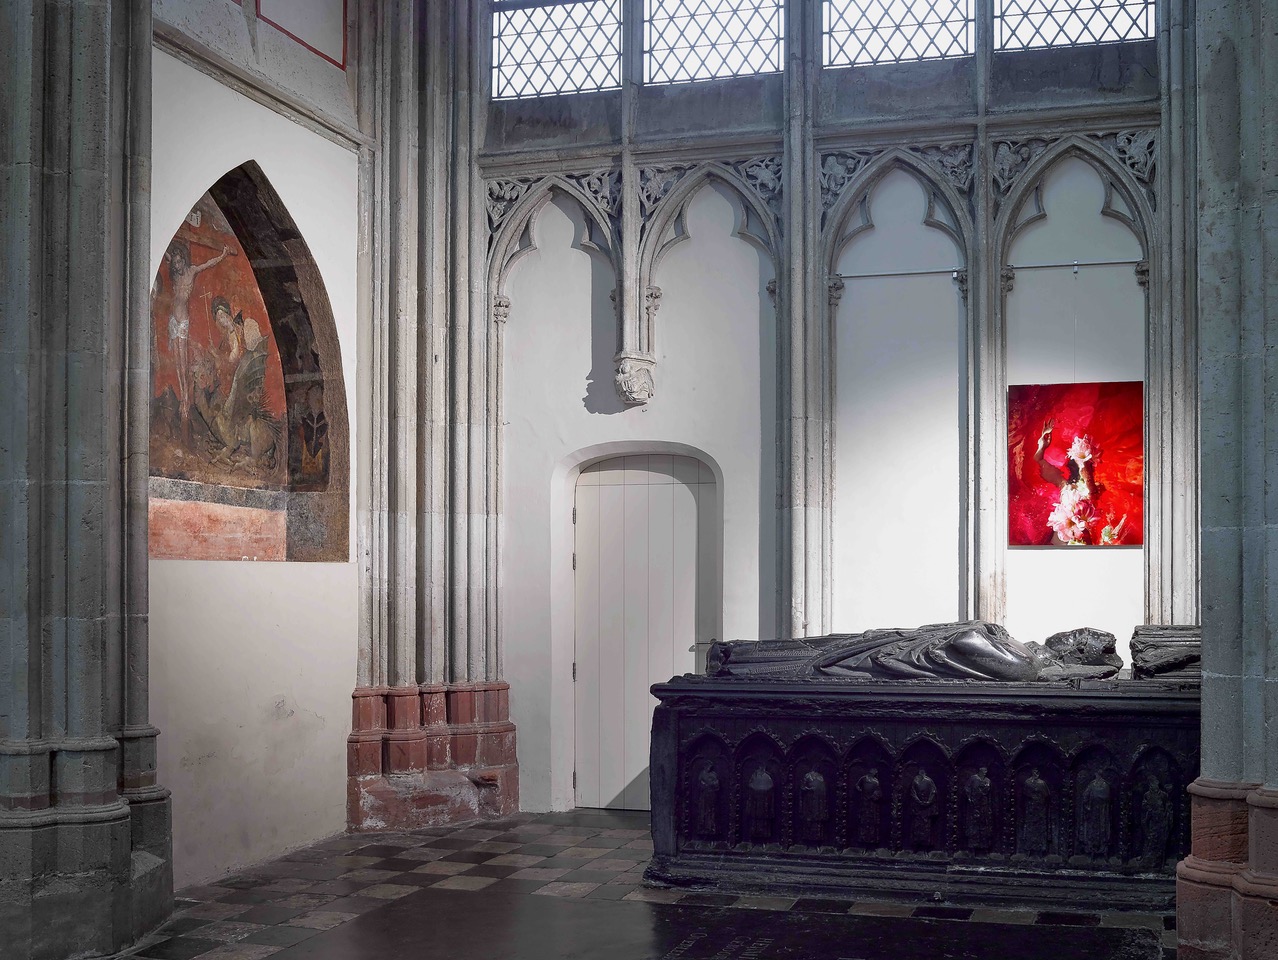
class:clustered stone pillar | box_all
[1,2,172,958]
[1177,0,1278,957]
[346,0,517,831]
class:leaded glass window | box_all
[645,0,785,84]
[492,0,623,99]
[824,0,975,67]
[996,0,1155,51]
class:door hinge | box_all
[572,506,577,524]
[573,770,577,789]
[572,552,576,570]
[572,661,577,681]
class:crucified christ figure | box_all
[159,239,236,434]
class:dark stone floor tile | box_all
[217,889,285,906]
[439,850,497,864]
[1036,911,1102,926]
[234,904,311,925]
[560,869,630,884]
[158,917,214,937]
[1163,915,1176,930]
[585,884,638,901]
[322,896,394,915]
[255,863,350,882]
[464,864,521,879]
[243,925,320,947]
[508,844,571,858]
[132,937,221,960]
[351,845,410,858]
[677,893,738,908]
[603,847,653,861]
[385,872,448,887]
[913,906,974,921]
[303,879,372,897]
[366,858,423,872]
[481,878,552,896]
[218,876,273,891]
[422,837,477,850]
[795,898,857,914]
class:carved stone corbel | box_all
[1001,266,1016,294]
[1134,260,1150,288]
[615,355,656,405]
[954,269,969,302]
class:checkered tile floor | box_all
[115,809,1178,960]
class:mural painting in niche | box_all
[148,164,346,563]
[1007,381,1144,547]
[151,193,287,488]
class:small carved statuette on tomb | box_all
[1140,776,1173,867]
[1079,773,1112,858]
[745,766,776,842]
[1019,768,1051,857]
[963,766,995,852]
[695,765,720,839]
[856,768,884,845]
[799,769,829,844]
[909,767,940,850]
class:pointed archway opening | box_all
[148,160,349,561]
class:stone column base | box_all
[1176,778,1256,959]
[0,793,174,960]
[347,681,518,831]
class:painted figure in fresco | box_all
[799,770,829,844]
[1035,419,1127,545]
[1141,776,1173,867]
[159,240,236,433]
[855,768,883,846]
[964,767,995,852]
[745,766,776,842]
[1019,768,1051,857]
[300,384,330,483]
[909,767,940,850]
[695,764,720,839]
[1079,773,1112,858]
[193,300,279,471]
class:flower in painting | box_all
[1067,434,1095,464]
[1048,480,1098,544]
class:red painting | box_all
[1008,382,1143,547]
[150,193,287,489]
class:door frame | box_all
[547,441,724,811]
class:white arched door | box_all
[573,454,716,810]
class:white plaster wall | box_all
[501,185,776,811]
[150,50,360,886]
[832,170,966,631]
[1004,157,1145,660]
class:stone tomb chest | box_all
[645,623,1200,911]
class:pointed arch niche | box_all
[1001,154,1145,658]
[148,161,349,561]
[829,165,968,631]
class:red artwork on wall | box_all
[1007,381,1144,547]
[150,193,287,490]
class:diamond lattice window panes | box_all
[996,0,1154,50]
[492,0,623,100]
[824,0,975,67]
[645,0,784,85]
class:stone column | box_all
[0,2,172,957]
[1178,0,1278,957]
[347,0,516,831]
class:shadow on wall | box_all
[148,160,349,561]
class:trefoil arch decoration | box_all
[624,158,784,406]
